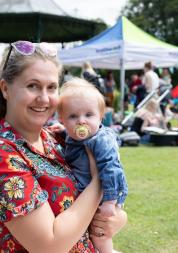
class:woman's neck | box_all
[5,116,43,147]
[14,125,45,153]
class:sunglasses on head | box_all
[3,41,58,71]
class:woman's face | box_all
[4,59,59,131]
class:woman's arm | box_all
[5,152,102,253]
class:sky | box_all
[55,0,128,26]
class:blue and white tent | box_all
[59,16,178,70]
[59,16,178,114]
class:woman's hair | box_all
[58,77,106,118]
[82,61,96,76]
[144,61,153,70]
[0,44,63,119]
[144,98,159,112]
[106,70,113,80]
[82,61,92,70]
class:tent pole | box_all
[120,58,125,120]
[35,15,42,42]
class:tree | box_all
[121,0,178,46]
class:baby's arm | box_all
[99,200,117,217]
[86,127,128,204]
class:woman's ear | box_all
[0,79,9,100]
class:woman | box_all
[136,98,167,131]
[81,61,105,94]
[0,41,127,253]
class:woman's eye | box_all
[27,83,38,89]
[48,85,57,91]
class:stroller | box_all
[120,84,178,146]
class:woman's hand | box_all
[89,206,127,238]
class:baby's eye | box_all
[69,114,77,119]
[86,112,93,117]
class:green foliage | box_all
[121,0,178,46]
[114,146,178,253]
[121,0,178,85]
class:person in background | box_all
[161,68,172,85]
[142,61,159,94]
[129,74,142,94]
[63,68,73,83]
[104,70,116,107]
[158,68,173,117]
[0,41,127,253]
[57,78,128,253]
[132,98,167,143]
[137,98,167,130]
[81,61,105,94]
[102,99,115,127]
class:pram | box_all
[120,84,178,146]
[120,90,158,146]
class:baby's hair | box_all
[58,77,106,118]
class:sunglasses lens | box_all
[12,41,35,55]
[2,41,57,71]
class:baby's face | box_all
[60,96,101,141]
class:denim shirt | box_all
[65,125,128,204]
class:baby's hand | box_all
[48,122,65,133]
[99,200,117,217]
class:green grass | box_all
[113,146,178,253]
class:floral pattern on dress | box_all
[4,176,25,199]
[6,155,32,171]
[0,119,96,253]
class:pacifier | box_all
[74,124,91,139]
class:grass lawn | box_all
[113,146,178,253]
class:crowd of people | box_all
[69,60,177,144]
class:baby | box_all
[57,77,128,253]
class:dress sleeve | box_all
[0,140,48,222]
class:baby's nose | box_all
[78,116,86,124]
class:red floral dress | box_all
[0,119,96,253]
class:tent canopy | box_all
[59,16,178,69]
[0,0,106,43]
